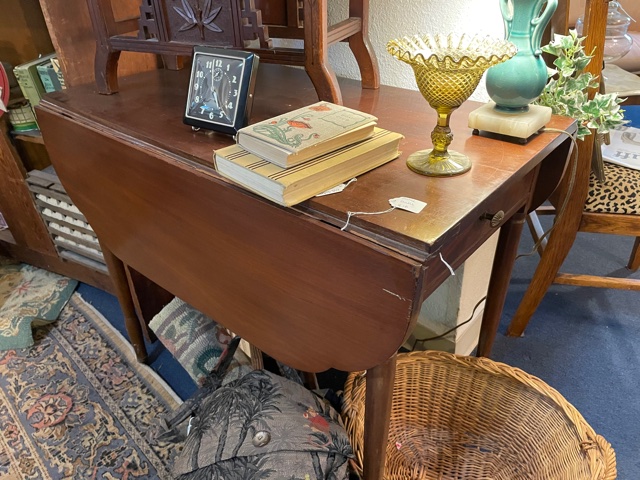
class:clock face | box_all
[184,47,259,134]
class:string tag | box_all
[341,206,396,231]
[340,196,427,231]
[389,197,427,213]
[439,253,455,276]
[316,178,357,197]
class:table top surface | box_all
[38,65,576,372]
[41,65,575,259]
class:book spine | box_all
[51,58,66,89]
[49,69,63,91]
[37,64,56,93]
[13,68,40,106]
[14,65,46,107]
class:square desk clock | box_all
[184,47,259,135]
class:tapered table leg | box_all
[363,352,397,480]
[100,243,148,362]
[477,210,527,357]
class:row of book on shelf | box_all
[3,53,65,133]
[214,102,404,206]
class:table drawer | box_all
[423,169,536,295]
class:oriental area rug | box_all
[0,293,182,479]
[0,261,77,351]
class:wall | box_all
[328,0,505,100]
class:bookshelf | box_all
[0,0,156,293]
[12,131,45,145]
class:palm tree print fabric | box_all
[172,369,353,479]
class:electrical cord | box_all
[410,128,579,348]
[516,127,579,259]
[411,295,487,349]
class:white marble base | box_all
[468,102,552,140]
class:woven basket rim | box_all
[341,350,617,480]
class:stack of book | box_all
[13,53,57,110]
[11,53,65,131]
[214,102,403,206]
[37,58,65,93]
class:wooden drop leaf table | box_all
[36,65,575,479]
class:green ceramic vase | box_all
[486,0,557,112]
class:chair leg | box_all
[526,211,547,257]
[629,237,640,271]
[506,213,582,337]
[508,122,595,337]
[94,46,121,94]
[303,0,342,104]
[348,0,380,89]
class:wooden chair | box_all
[506,0,640,339]
[85,0,379,104]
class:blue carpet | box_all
[76,283,197,401]
[622,104,640,128]
[78,223,639,478]
[490,219,640,478]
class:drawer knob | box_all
[482,210,505,228]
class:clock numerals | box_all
[184,47,259,135]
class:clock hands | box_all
[212,90,220,110]
[185,47,257,134]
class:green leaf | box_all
[535,31,628,139]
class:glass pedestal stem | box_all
[431,107,455,158]
[406,106,471,177]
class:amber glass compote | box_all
[387,34,516,176]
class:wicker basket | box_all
[342,351,616,479]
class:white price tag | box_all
[316,178,357,197]
[389,197,427,213]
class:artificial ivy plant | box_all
[535,29,627,140]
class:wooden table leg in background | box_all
[100,243,148,362]
[476,210,527,357]
[363,352,397,480]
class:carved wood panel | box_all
[138,0,270,48]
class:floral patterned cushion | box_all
[172,369,353,480]
[149,297,251,386]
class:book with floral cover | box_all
[215,127,402,206]
[236,101,377,168]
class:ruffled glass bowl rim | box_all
[387,33,517,70]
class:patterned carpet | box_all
[0,293,182,479]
